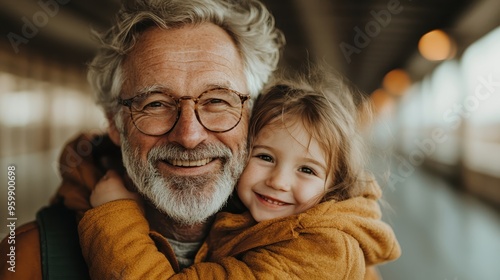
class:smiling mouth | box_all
[166,158,213,167]
[258,193,288,206]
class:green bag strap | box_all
[36,203,90,280]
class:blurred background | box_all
[1,0,499,279]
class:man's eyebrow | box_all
[134,84,171,95]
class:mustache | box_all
[147,143,233,162]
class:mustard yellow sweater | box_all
[79,178,400,279]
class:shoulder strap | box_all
[36,203,90,280]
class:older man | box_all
[0,0,283,279]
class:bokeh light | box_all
[382,69,412,96]
[418,29,456,61]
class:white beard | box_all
[121,138,246,225]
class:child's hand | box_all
[91,170,142,208]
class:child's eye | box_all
[299,166,316,175]
[255,154,274,162]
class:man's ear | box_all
[107,115,121,146]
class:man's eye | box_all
[135,93,176,111]
[208,98,224,104]
[140,100,176,112]
[256,154,273,162]
[203,98,231,106]
[145,101,164,108]
[299,166,316,175]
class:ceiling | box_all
[1,0,498,94]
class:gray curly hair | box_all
[88,0,285,115]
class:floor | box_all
[374,158,500,280]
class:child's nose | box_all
[265,167,292,191]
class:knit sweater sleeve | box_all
[78,200,177,280]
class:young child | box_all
[78,70,401,279]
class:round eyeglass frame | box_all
[118,87,250,136]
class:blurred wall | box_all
[370,26,500,207]
[0,40,106,237]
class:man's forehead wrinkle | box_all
[160,53,236,68]
[145,58,235,70]
[132,51,237,73]
[129,58,239,89]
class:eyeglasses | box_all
[118,88,250,136]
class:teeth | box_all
[170,158,211,167]
[261,195,285,206]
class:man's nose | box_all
[166,100,208,149]
[265,167,292,192]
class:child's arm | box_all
[78,171,177,279]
